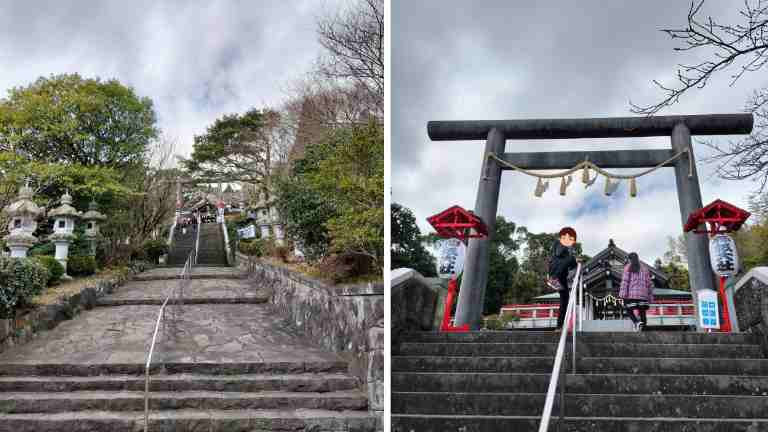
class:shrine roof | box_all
[583,239,669,283]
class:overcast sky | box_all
[0,0,341,157]
[392,0,763,264]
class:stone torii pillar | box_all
[428,114,753,330]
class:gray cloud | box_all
[0,0,342,154]
[392,0,761,263]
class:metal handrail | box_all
[194,213,200,265]
[143,249,194,432]
[538,263,583,432]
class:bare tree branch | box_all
[631,0,768,115]
[634,0,768,190]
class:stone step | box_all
[95,296,268,306]
[392,415,768,432]
[399,342,556,357]
[392,372,768,396]
[0,373,358,393]
[392,392,768,418]
[0,409,378,432]
[399,331,759,345]
[0,361,348,377]
[0,390,367,413]
[392,356,768,375]
[398,342,764,358]
[132,272,245,281]
[582,343,764,359]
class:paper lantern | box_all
[709,234,739,277]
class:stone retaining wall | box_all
[390,268,440,353]
[235,253,384,419]
[734,267,768,353]
[0,261,151,354]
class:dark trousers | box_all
[556,275,570,329]
[625,299,649,326]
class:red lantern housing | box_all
[426,205,488,333]
[683,199,751,235]
[426,205,489,242]
[684,199,751,333]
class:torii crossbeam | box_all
[427,113,753,330]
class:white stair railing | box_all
[143,249,195,431]
[538,263,583,432]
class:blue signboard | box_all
[698,289,720,329]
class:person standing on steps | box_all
[619,252,655,332]
[547,227,580,331]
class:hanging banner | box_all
[436,238,466,279]
[237,225,256,239]
[709,234,739,277]
[698,289,720,329]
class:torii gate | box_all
[427,113,753,330]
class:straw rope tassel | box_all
[604,176,620,196]
[629,178,637,197]
[534,178,548,197]
[581,164,590,184]
[559,175,573,196]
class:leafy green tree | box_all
[0,74,158,167]
[182,108,281,184]
[310,121,383,266]
[659,261,691,291]
[484,217,521,315]
[391,203,436,276]
[274,173,336,261]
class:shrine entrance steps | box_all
[196,223,228,266]
[392,331,768,431]
[166,229,195,266]
[0,268,377,431]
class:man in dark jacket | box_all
[549,227,578,330]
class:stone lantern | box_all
[274,224,285,246]
[48,191,82,275]
[2,182,44,257]
[259,224,271,239]
[82,200,106,257]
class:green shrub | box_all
[0,257,49,318]
[316,252,373,283]
[34,256,64,285]
[29,241,55,256]
[68,256,97,276]
[141,239,168,264]
[238,239,263,257]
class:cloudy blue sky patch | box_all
[392,0,762,262]
[0,0,342,156]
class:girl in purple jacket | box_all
[619,252,655,331]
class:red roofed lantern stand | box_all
[427,206,489,332]
[684,199,751,333]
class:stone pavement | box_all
[0,304,342,367]
[0,265,378,431]
[96,278,270,305]
[132,266,247,281]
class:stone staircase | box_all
[166,228,195,266]
[0,362,375,431]
[196,223,228,267]
[392,331,768,431]
[0,267,378,431]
